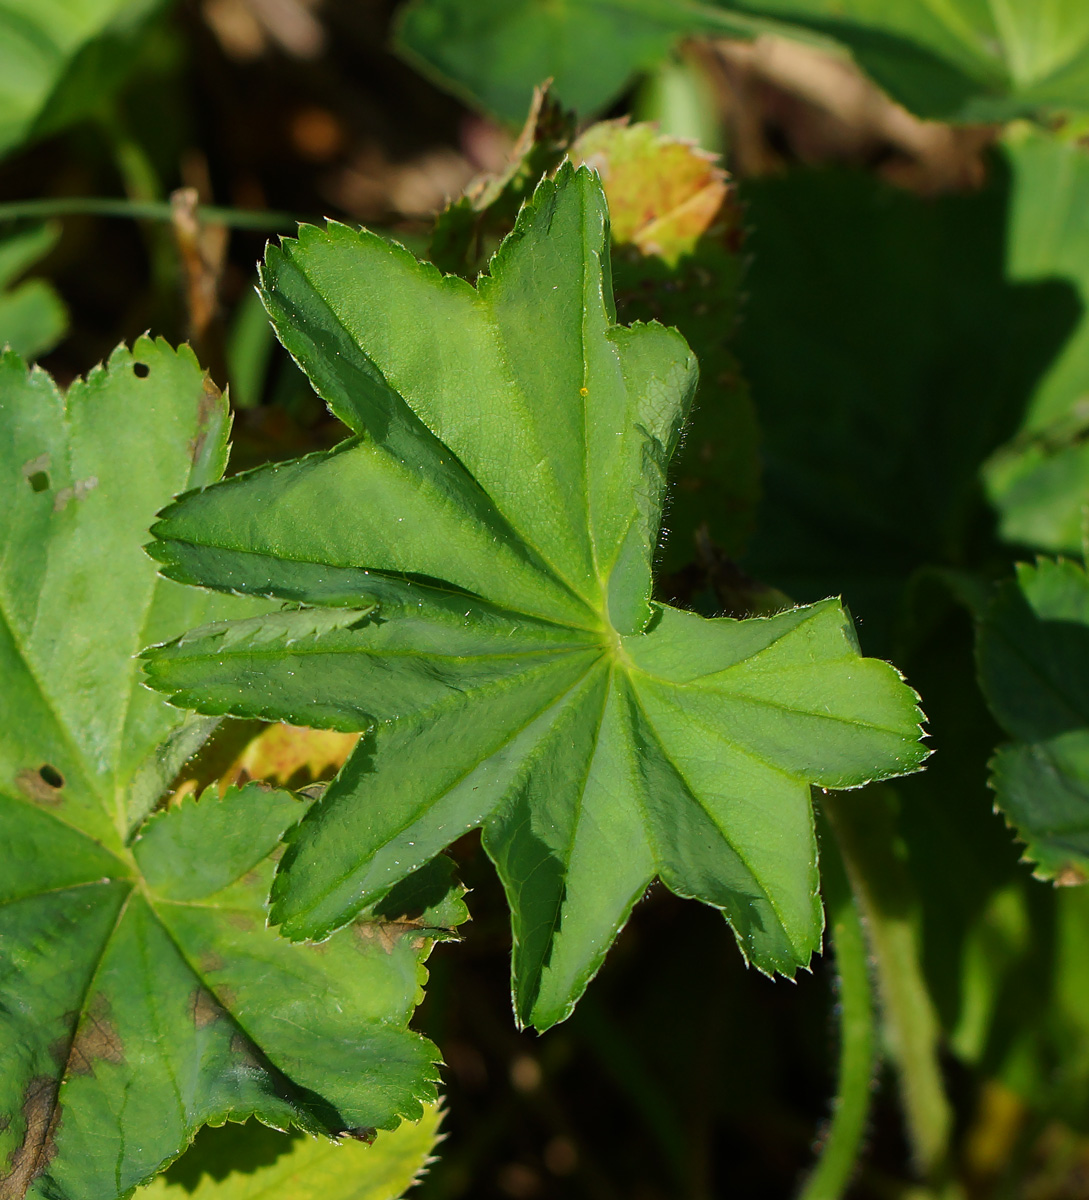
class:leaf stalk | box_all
[798,815,876,1200]
[822,788,958,1192]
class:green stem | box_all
[822,787,956,1188]
[798,818,876,1200]
[0,198,301,231]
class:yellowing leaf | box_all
[138,1103,442,1200]
[231,724,361,788]
[574,120,737,266]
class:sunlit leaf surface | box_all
[137,1098,442,1200]
[145,166,927,1032]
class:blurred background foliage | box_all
[7,1,1089,1197]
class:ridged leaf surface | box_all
[144,165,927,1031]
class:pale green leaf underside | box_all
[977,558,1089,882]
[0,346,455,1200]
[145,165,926,1030]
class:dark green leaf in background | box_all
[724,131,1089,1141]
[144,165,927,1032]
[733,152,1081,650]
[396,0,1089,129]
[394,0,775,123]
[0,341,460,1200]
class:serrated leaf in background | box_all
[0,341,460,1200]
[137,1103,442,1200]
[143,165,927,1033]
[571,120,758,566]
[0,224,67,360]
[977,558,1089,884]
[982,127,1089,556]
[720,0,1089,122]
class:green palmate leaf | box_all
[138,1103,442,1200]
[144,164,926,1032]
[982,126,1089,556]
[433,108,756,566]
[0,224,67,360]
[977,558,1089,884]
[0,0,168,160]
[722,0,1089,122]
[0,341,460,1200]
[394,0,775,123]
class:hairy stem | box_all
[798,817,876,1200]
[822,787,955,1187]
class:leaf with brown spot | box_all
[14,769,63,807]
[189,989,226,1031]
[0,343,466,1200]
[0,1080,60,1200]
[67,1002,124,1076]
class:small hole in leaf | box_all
[39,764,64,789]
[133,362,150,379]
[27,471,49,492]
